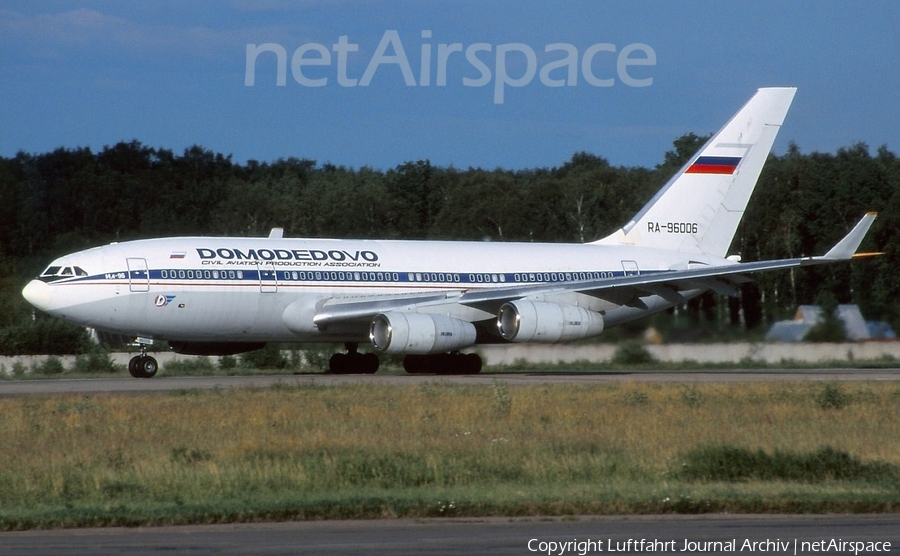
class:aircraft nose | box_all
[22,279,52,312]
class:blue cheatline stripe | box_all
[72,267,669,287]
[146,268,622,285]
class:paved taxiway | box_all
[1,515,898,555]
[2,368,900,396]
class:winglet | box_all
[821,213,878,260]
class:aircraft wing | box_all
[459,212,879,312]
[312,213,878,326]
[460,255,805,313]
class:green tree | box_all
[1,134,897,348]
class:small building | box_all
[765,304,894,342]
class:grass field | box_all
[1,380,898,529]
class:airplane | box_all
[21,87,879,378]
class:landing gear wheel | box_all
[128,355,158,378]
[128,356,140,378]
[328,344,380,374]
[362,352,379,374]
[464,353,483,374]
[403,354,430,374]
[329,353,348,374]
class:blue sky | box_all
[2,1,898,171]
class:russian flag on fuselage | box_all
[685,156,742,174]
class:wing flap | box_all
[684,277,743,297]
[634,283,687,304]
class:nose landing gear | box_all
[128,341,158,378]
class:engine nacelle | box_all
[497,300,604,343]
[370,312,477,354]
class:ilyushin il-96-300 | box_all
[23,88,878,377]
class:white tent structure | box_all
[765,304,884,342]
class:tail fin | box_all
[594,87,797,256]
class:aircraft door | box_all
[127,258,150,292]
[621,260,640,277]
[259,264,278,293]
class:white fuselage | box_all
[23,236,724,345]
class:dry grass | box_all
[1,380,898,528]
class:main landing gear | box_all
[125,342,482,377]
[128,342,158,379]
[327,344,482,375]
[328,343,380,374]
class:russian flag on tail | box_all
[685,156,742,174]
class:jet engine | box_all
[497,300,604,343]
[370,312,477,354]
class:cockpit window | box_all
[38,265,89,282]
